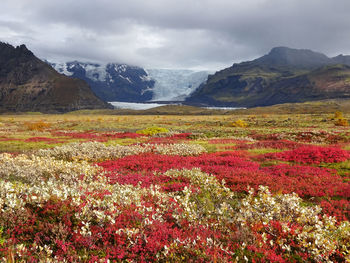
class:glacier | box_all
[146,69,211,101]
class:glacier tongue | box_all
[146,69,210,101]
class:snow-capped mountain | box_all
[50,61,155,102]
[146,69,211,101]
[50,61,210,102]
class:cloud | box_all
[1,0,350,70]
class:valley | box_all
[2,0,350,261]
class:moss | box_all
[0,140,61,153]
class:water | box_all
[110,101,244,111]
[109,101,168,110]
[205,106,246,110]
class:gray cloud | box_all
[1,0,350,70]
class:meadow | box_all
[0,111,349,262]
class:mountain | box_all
[51,62,210,102]
[147,69,211,101]
[332,54,350,65]
[254,46,331,69]
[0,42,112,113]
[50,62,155,102]
[187,47,350,107]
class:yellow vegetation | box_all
[136,126,169,136]
[24,121,51,131]
[334,111,349,126]
[231,119,248,128]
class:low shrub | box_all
[335,118,349,127]
[136,126,169,136]
[24,121,51,131]
[334,111,349,126]
[231,119,248,128]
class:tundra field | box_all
[0,112,349,262]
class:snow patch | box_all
[119,75,132,83]
[83,63,107,82]
[141,86,153,95]
[52,63,73,76]
[114,64,127,73]
[140,74,151,82]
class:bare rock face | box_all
[0,42,112,113]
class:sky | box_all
[1,0,350,70]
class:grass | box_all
[0,140,60,153]
[247,148,284,155]
[319,160,350,178]
[189,140,218,153]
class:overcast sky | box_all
[1,0,350,70]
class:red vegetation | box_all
[262,146,350,164]
[320,199,350,222]
[24,137,65,144]
[0,195,241,262]
[97,152,350,200]
[261,164,349,198]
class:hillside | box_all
[0,42,112,113]
[187,47,350,107]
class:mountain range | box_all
[0,42,111,113]
[50,62,155,102]
[2,42,350,113]
[50,62,210,102]
[187,47,350,107]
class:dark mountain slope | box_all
[187,47,350,107]
[0,42,112,112]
